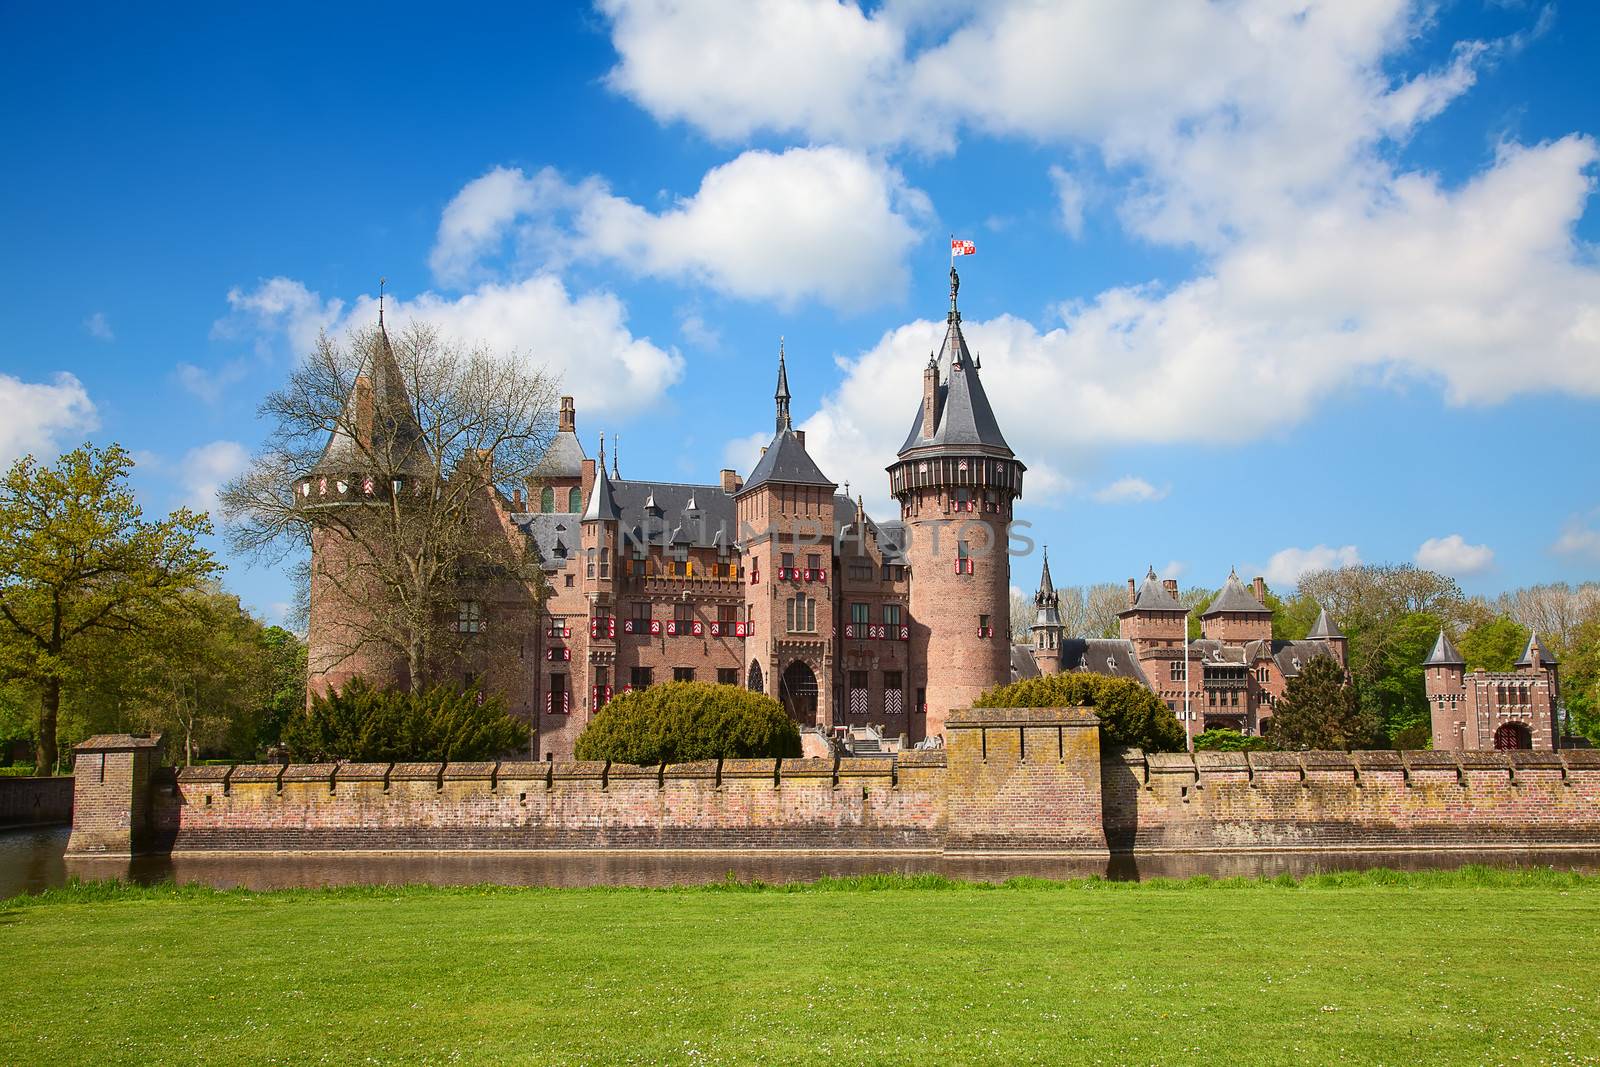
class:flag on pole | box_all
[951,238,976,256]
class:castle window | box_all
[851,603,870,625]
[632,601,653,625]
[786,594,816,633]
[956,541,973,575]
[540,487,555,512]
[674,667,696,683]
[456,600,483,634]
[717,668,738,685]
[630,667,652,690]
[979,614,993,638]
[1170,662,1183,682]
[849,562,873,582]
[883,603,902,626]
[568,487,581,511]
[674,601,695,626]
[718,604,739,626]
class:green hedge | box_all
[974,673,1187,752]
[574,682,801,765]
[1192,728,1270,752]
[283,678,529,762]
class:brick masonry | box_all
[69,720,1600,856]
[0,775,73,827]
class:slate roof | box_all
[1201,571,1271,616]
[1272,640,1340,679]
[312,323,430,476]
[1424,630,1466,666]
[896,269,1014,458]
[1058,638,1152,687]
[537,430,587,480]
[1011,644,1042,681]
[581,464,621,522]
[1306,606,1344,640]
[515,512,582,566]
[742,429,836,492]
[1121,566,1186,615]
[1516,632,1559,667]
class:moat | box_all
[5,826,1600,898]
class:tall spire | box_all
[1037,546,1056,599]
[378,276,387,328]
[948,266,960,322]
[598,431,606,474]
[774,337,792,433]
[611,433,620,478]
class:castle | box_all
[1424,629,1562,750]
[307,268,1023,758]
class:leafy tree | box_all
[283,677,529,762]
[575,682,800,765]
[0,444,217,772]
[975,672,1186,752]
[1193,728,1270,752]
[1269,654,1379,750]
[1458,616,1531,673]
[1361,611,1441,744]
[256,626,307,750]
[1564,615,1600,744]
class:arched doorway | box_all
[1494,722,1532,750]
[747,661,764,695]
[780,660,819,727]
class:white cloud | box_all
[213,276,344,357]
[1553,512,1600,563]
[1047,165,1086,237]
[178,440,250,514]
[1092,476,1168,504]
[84,311,114,342]
[677,310,722,351]
[175,360,249,405]
[1415,534,1495,575]
[221,274,684,420]
[0,372,97,467]
[1161,560,1187,580]
[428,148,930,311]
[1257,544,1361,588]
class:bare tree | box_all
[1495,582,1600,656]
[222,321,559,690]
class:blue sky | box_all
[3,1,1599,624]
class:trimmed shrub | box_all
[1193,728,1270,752]
[974,673,1186,753]
[282,677,529,762]
[574,682,801,765]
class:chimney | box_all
[1162,578,1178,598]
[512,487,524,510]
[720,469,742,493]
[352,375,374,450]
[1252,576,1266,602]
[796,430,806,447]
[921,361,938,439]
[580,458,595,511]
[559,396,576,433]
[1126,578,1137,607]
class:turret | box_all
[887,267,1025,738]
[1118,566,1188,652]
[1424,629,1468,749]
[1030,548,1061,674]
[1306,604,1347,668]
[1200,570,1272,644]
[738,342,837,730]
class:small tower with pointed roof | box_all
[737,342,838,731]
[1200,570,1273,644]
[1424,629,1469,749]
[1119,566,1189,652]
[1306,604,1347,668]
[887,267,1026,738]
[1029,548,1062,674]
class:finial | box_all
[611,434,619,478]
[949,266,960,321]
[598,431,606,473]
[378,277,387,327]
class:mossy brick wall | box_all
[0,775,73,827]
[1101,748,1600,851]
[151,751,949,852]
[942,706,1107,854]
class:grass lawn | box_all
[2,868,1598,1065]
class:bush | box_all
[574,682,801,765]
[974,673,1186,752]
[282,677,529,762]
[1389,723,1432,751]
[1193,728,1270,752]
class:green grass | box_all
[3,869,1598,1065]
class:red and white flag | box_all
[951,238,976,256]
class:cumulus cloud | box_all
[1047,165,1086,238]
[1415,534,1495,575]
[428,148,930,311]
[1091,476,1168,504]
[220,275,684,420]
[175,360,249,405]
[178,440,250,513]
[0,372,97,466]
[84,311,114,342]
[1257,544,1361,588]
[1553,511,1600,563]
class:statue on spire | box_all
[949,266,960,322]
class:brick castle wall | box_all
[0,775,73,827]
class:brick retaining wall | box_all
[0,775,73,827]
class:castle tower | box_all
[1424,629,1468,749]
[738,342,838,730]
[888,267,1025,738]
[302,318,433,697]
[1306,604,1347,668]
[1118,566,1188,654]
[1200,570,1272,644]
[1029,548,1062,674]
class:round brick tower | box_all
[888,267,1025,739]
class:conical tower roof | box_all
[897,267,1013,458]
[1516,631,1559,667]
[742,343,836,494]
[582,434,621,522]
[1201,569,1270,617]
[1306,606,1344,640]
[1424,630,1465,667]
[1036,548,1056,599]
[312,320,430,476]
[1123,565,1185,614]
[1032,549,1061,631]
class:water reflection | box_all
[4,827,1598,898]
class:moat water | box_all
[4,827,1600,897]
